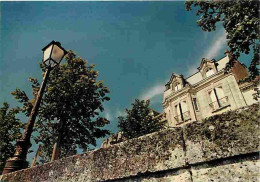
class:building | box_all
[101,51,259,148]
[163,51,259,127]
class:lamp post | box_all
[2,41,67,174]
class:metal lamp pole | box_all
[2,41,67,174]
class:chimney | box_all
[224,49,233,60]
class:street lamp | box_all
[2,41,67,174]
[42,40,67,68]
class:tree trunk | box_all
[31,145,41,167]
[51,120,63,162]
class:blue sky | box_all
[0,2,252,161]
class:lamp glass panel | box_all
[45,60,57,68]
[51,45,65,63]
[50,60,57,68]
[43,45,53,62]
[44,60,49,67]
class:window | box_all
[205,68,215,77]
[209,87,229,110]
[174,100,190,124]
[193,98,199,111]
[168,110,171,121]
[174,83,182,91]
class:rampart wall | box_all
[1,104,259,182]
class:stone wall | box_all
[101,132,126,148]
[1,104,259,182]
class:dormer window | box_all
[174,83,182,91]
[198,58,218,79]
[165,73,187,93]
[205,68,215,77]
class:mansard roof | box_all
[186,56,230,85]
[165,54,237,88]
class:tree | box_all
[185,0,259,80]
[118,99,164,139]
[0,103,24,173]
[12,51,111,163]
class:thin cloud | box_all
[105,83,166,121]
[104,108,126,121]
[105,111,112,121]
[116,109,127,117]
[186,66,198,77]
[203,29,227,59]
[140,83,165,103]
[186,29,227,76]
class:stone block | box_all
[191,154,260,182]
[184,104,260,164]
[117,127,186,177]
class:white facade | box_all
[163,55,259,127]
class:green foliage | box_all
[12,51,111,163]
[0,103,24,173]
[185,0,259,80]
[118,99,164,139]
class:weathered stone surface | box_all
[108,154,260,182]
[192,154,260,182]
[141,170,191,182]
[112,169,192,182]
[0,104,259,182]
[184,104,260,164]
[0,127,185,182]
[122,127,185,175]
